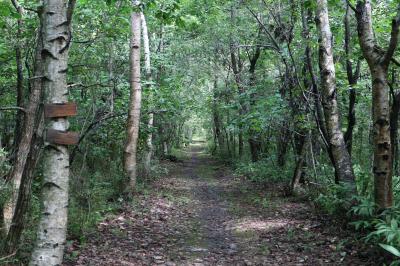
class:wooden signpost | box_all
[45,102,79,145]
[44,102,77,118]
[46,129,79,145]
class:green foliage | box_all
[234,158,292,184]
[314,183,354,215]
[68,168,125,242]
[0,148,11,207]
[380,244,400,258]
[350,202,400,262]
[354,164,374,197]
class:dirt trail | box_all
[66,143,374,265]
[182,144,238,262]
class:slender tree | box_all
[141,12,154,177]
[124,0,142,192]
[316,0,355,188]
[343,3,361,155]
[2,9,45,254]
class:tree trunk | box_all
[124,1,142,193]
[343,4,361,155]
[390,89,400,176]
[277,125,290,168]
[2,14,45,255]
[30,0,76,264]
[291,134,308,193]
[2,2,42,234]
[4,114,44,254]
[316,0,355,187]
[301,4,338,181]
[355,0,400,209]
[141,12,154,177]
[12,1,25,153]
[212,80,224,154]
[248,45,262,162]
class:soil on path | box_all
[65,143,375,265]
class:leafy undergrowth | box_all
[64,147,377,265]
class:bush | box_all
[350,197,400,263]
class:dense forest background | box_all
[2,0,400,265]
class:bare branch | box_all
[245,5,280,52]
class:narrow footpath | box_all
[65,143,374,265]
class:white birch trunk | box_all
[124,1,142,192]
[316,0,355,187]
[30,0,74,264]
[141,12,154,177]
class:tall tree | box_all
[124,0,142,192]
[141,12,154,177]
[355,0,400,209]
[343,3,361,155]
[30,0,76,264]
[2,4,45,253]
[2,0,43,237]
[316,0,355,188]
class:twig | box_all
[0,251,17,261]
[0,106,26,112]
[392,57,400,67]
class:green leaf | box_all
[379,244,400,257]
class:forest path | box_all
[66,143,372,266]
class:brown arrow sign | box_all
[44,103,77,118]
[46,129,79,145]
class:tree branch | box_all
[245,5,280,52]
[10,0,21,12]
[0,106,26,112]
[383,4,400,66]
[346,0,357,13]
[67,0,77,25]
